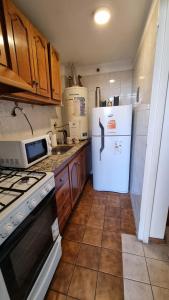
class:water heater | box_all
[64,86,88,140]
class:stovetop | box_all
[0,168,46,213]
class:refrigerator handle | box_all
[99,118,104,161]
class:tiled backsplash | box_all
[81,69,133,134]
[0,100,62,139]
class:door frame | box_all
[138,0,169,242]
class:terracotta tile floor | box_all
[46,178,136,300]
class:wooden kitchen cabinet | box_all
[0,21,7,66]
[2,0,35,91]
[69,155,81,208]
[54,143,91,232]
[55,167,72,232]
[48,44,62,102]
[31,26,51,98]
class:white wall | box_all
[130,0,159,233]
[81,69,133,135]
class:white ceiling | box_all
[13,0,153,66]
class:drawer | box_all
[55,166,69,191]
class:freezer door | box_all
[92,105,132,136]
[92,136,131,193]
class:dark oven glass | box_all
[25,139,48,164]
[0,188,57,300]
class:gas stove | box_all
[0,167,55,245]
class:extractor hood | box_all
[0,65,32,93]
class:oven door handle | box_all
[0,188,56,262]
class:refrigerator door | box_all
[92,105,132,136]
[92,135,131,193]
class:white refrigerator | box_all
[92,105,132,193]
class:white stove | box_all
[0,167,62,300]
[0,168,55,245]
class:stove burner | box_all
[0,168,47,213]
[20,176,30,184]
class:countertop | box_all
[28,140,90,175]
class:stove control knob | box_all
[40,189,47,198]
[3,223,14,236]
[28,199,37,210]
[45,184,51,193]
[13,213,25,225]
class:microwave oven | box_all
[0,135,52,169]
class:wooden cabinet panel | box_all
[0,21,7,66]
[31,27,50,98]
[3,0,35,90]
[48,45,62,102]
[69,155,81,208]
[80,148,87,191]
[55,166,69,191]
[55,179,72,232]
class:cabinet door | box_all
[48,45,62,101]
[31,27,51,98]
[69,156,81,207]
[80,148,87,191]
[3,0,35,90]
[0,21,7,66]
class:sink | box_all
[52,145,73,155]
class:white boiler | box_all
[64,86,88,140]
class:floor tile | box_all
[51,262,74,294]
[143,243,169,261]
[93,197,107,206]
[121,208,134,221]
[122,234,144,256]
[87,214,104,229]
[123,279,153,300]
[121,218,136,235]
[96,272,123,300]
[45,290,66,300]
[68,266,97,300]
[99,248,122,276]
[147,258,169,288]
[106,196,121,208]
[70,211,90,225]
[63,224,86,242]
[77,244,100,270]
[104,217,121,232]
[83,227,102,246]
[102,231,121,251]
[105,206,121,218]
[152,286,169,300]
[61,240,80,264]
[123,253,149,283]
[120,197,132,209]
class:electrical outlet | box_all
[50,119,58,131]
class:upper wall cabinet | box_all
[2,0,36,91]
[31,27,51,98]
[0,21,7,67]
[0,0,62,104]
[48,44,62,102]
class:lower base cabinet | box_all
[55,143,90,232]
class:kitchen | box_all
[0,0,169,300]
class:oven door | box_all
[0,188,59,300]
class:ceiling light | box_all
[109,79,115,83]
[94,8,111,25]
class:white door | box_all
[92,105,132,136]
[92,135,131,193]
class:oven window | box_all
[25,139,47,164]
[0,190,57,300]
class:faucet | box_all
[58,130,67,144]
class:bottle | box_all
[95,87,101,107]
